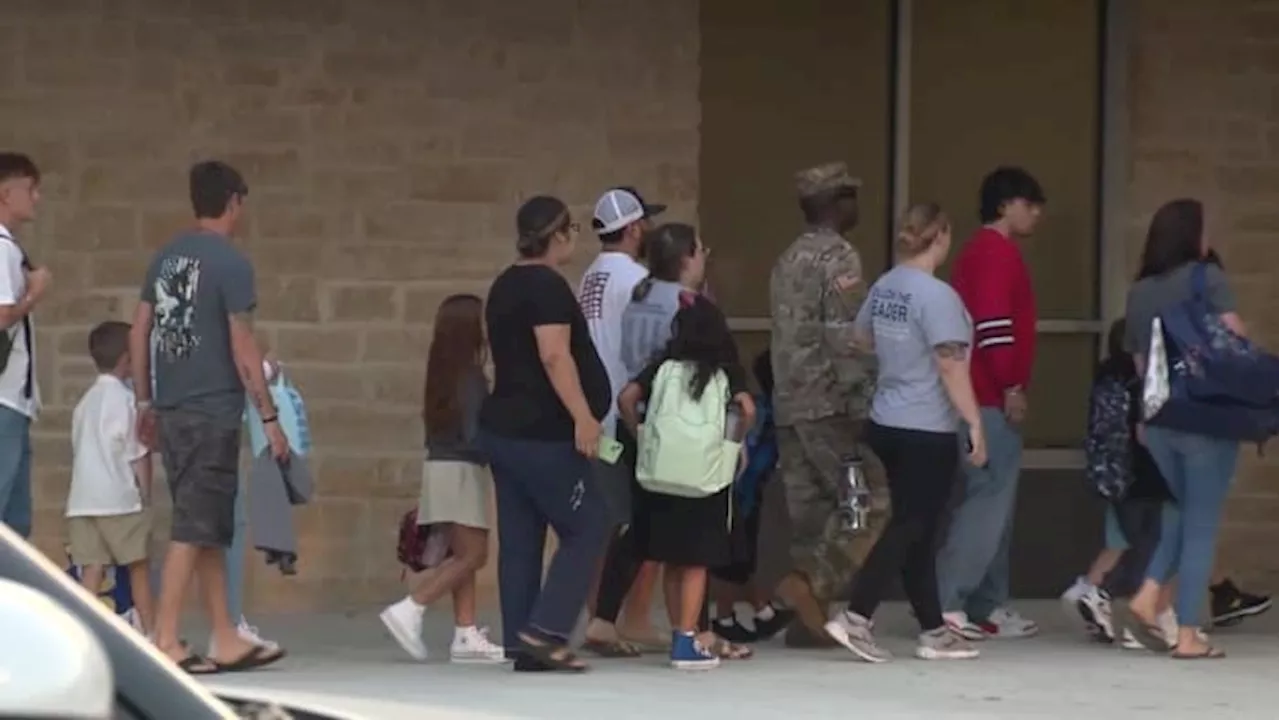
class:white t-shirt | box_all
[67,375,148,517]
[578,251,649,436]
[0,226,40,419]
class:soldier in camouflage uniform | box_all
[769,162,889,646]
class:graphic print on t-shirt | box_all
[154,255,202,361]
[867,286,912,341]
[579,270,609,321]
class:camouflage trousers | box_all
[777,416,890,601]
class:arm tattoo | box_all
[934,342,969,361]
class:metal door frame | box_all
[727,0,1133,472]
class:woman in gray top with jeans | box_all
[1117,199,1246,659]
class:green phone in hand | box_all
[598,436,624,464]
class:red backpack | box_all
[396,509,452,577]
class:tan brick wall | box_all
[3,0,699,611]
[1125,0,1278,588]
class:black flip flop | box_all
[214,645,287,673]
[177,653,221,675]
[518,636,588,673]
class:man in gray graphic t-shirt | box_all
[129,160,288,674]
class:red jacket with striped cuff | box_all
[950,227,1037,409]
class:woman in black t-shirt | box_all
[479,195,612,673]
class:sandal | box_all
[618,633,671,654]
[213,645,287,673]
[1171,646,1226,660]
[176,652,221,675]
[518,634,589,673]
[1112,604,1171,653]
[702,635,753,660]
[582,637,643,658]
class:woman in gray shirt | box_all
[1116,199,1245,659]
[823,203,986,664]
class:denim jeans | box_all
[0,405,33,538]
[224,479,249,621]
[1142,426,1238,626]
[935,408,1023,619]
[481,431,611,650]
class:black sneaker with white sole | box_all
[1210,579,1273,627]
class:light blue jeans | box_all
[1142,426,1238,626]
[936,408,1023,620]
[224,479,248,621]
[0,406,32,538]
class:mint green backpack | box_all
[636,360,741,498]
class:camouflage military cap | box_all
[795,162,862,198]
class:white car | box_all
[0,523,416,720]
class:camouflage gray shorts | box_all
[157,410,240,548]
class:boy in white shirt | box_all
[67,321,154,636]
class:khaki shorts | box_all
[68,511,151,567]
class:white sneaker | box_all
[942,611,986,641]
[1060,576,1090,608]
[1077,586,1114,642]
[916,627,980,660]
[1119,627,1146,650]
[380,598,428,661]
[208,616,280,657]
[449,626,508,664]
[823,611,892,663]
[978,607,1039,639]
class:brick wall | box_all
[1126,0,1278,587]
[2,0,700,611]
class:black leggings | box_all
[846,422,958,631]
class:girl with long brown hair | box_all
[380,293,506,664]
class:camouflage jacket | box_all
[769,227,877,426]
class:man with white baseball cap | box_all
[577,186,667,656]
[578,187,666,437]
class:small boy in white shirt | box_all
[67,321,154,636]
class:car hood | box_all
[206,683,525,720]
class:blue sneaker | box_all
[669,631,720,670]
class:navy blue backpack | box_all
[1146,263,1278,443]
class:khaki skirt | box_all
[418,459,491,530]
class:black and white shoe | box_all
[1211,579,1272,627]
[1076,586,1114,643]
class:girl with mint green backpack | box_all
[618,294,754,671]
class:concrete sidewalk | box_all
[198,601,1276,720]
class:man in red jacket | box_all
[936,167,1044,640]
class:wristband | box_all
[261,415,279,425]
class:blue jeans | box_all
[224,479,248,621]
[1142,426,1238,626]
[0,406,33,538]
[481,432,611,650]
[936,408,1022,619]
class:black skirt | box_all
[633,484,733,568]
